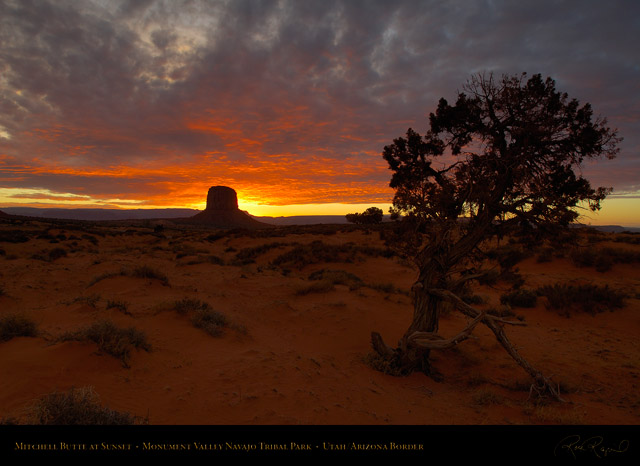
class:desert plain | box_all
[0,215,639,426]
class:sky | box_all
[1,0,639,225]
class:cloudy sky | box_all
[1,0,639,224]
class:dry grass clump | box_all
[537,283,626,315]
[88,265,169,287]
[0,313,38,342]
[171,298,230,337]
[60,320,151,367]
[308,269,364,290]
[472,388,504,406]
[295,280,336,295]
[26,386,146,425]
[32,247,68,262]
[271,240,393,270]
[131,265,169,285]
[106,300,131,315]
[191,308,229,337]
[233,242,290,265]
[172,297,211,315]
[0,230,30,243]
[571,246,640,272]
[500,288,538,308]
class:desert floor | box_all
[1,217,639,426]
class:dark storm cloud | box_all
[0,0,638,205]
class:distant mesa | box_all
[206,186,238,211]
[184,186,272,229]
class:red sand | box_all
[1,221,638,425]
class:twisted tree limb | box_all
[428,288,564,401]
[408,309,486,349]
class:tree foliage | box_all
[346,206,384,224]
[371,73,621,399]
[383,73,619,235]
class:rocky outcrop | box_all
[206,186,238,211]
[183,186,271,229]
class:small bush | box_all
[87,271,120,287]
[537,283,626,315]
[67,294,101,308]
[571,246,640,272]
[60,320,151,367]
[131,265,169,285]
[233,242,288,265]
[32,247,68,262]
[28,386,146,425]
[48,247,68,261]
[0,231,30,243]
[476,269,500,286]
[295,280,335,295]
[308,269,364,290]
[191,308,228,337]
[106,300,130,315]
[171,298,230,337]
[500,288,538,308]
[486,245,530,270]
[172,298,211,315]
[472,388,503,406]
[0,314,38,342]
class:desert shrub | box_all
[536,246,555,263]
[363,352,407,377]
[27,387,146,425]
[0,230,30,243]
[171,298,230,337]
[500,288,538,308]
[66,294,101,308]
[0,314,38,342]
[106,300,130,315]
[308,269,364,290]
[294,280,335,295]
[472,388,503,406]
[131,265,169,285]
[207,255,225,265]
[537,283,626,315]
[48,247,68,260]
[271,240,393,269]
[32,247,67,262]
[571,246,640,272]
[191,308,228,337]
[233,242,288,265]
[476,269,500,286]
[368,282,403,295]
[172,297,211,315]
[87,271,120,287]
[613,233,640,245]
[81,234,99,245]
[486,245,530,270]
[60,320,151,367]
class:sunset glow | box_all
[1,1,638,225]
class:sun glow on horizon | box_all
[2,187,640,228]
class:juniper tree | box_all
[371,73,620,399]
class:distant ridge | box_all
[0,207,200,221]
[1,206,638,231]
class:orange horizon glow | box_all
[2,186,640,227]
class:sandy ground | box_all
[1,218,639,426]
